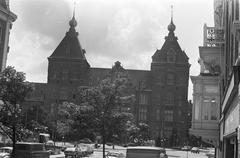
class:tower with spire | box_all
[149,6,190,146]
[46,10,90,109]
[0,0,17,72]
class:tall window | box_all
[164,110,173,122]
[62,69,69,80]
[210,99,217,120]
[59,87,68,100]
[166,92,174,105]
[203,99,209,120]
[156,109,161,121]
[202,98,217,120]
[167,73,175,85]
[139,93,148,104]
[164,126,173,138]
[178,96,182,106]
[139,107,147,121]
[0,25,2,43]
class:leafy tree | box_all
[0,66,32,158]
[78,62,135,157]
[54,102,95,141]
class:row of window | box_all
[138,107,182,122]
[139,93,184,106]
[155,74,187,85]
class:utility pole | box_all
[102,111,106,158]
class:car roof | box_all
[16,142,43,145]
[0,147,12,150]
[127,146,165,150]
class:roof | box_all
[49,16,87,61]
[49,32,86,60]
[127,146,165,151]
[90,67,150,87]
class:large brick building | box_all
[26,14,191,146]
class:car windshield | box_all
[0,148,11,153]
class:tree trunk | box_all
[12,125,16,158]
[102,124,106,158]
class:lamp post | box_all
[102,111,106,158]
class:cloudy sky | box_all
[7,0,214,99]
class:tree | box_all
[78,62,135,157]
[0,66,32,158]
[53,101,96,141]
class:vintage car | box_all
[64,146,83,158]
[190,147,200,153]
[205,149,215,158]
[0,147,12,158]
[15,142,50,158]
[126,146,168,158]
[106,152,124,158]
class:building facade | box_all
[190,24,222,148]
[190,0,240,158]
[216,0,240,158]
[26,14,191,146]
[0,0,17,72]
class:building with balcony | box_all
[191,0,240,158]
[190,24,222,148]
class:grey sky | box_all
[7,0,214,99]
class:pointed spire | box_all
[168,5,176,32]
[69,1,77,28]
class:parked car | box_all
[205,149,215,158]
[106,152,124,158]
[181,146,192,151]
[0,147,12,158]
[191,147,200,153]
[64,146,84,158]
[15,142,50,158]
[126,146,168,158]
[78,143,94,156]
[78,138,92,144]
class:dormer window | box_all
[167,48,176,63]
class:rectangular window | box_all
[166,93,174,105]
[178,96,182,106]
[164,126,173,138]
[139,107,147,121]
[139,93,148,104]
[164,110,173,122]
[167,74,175,85]
[210,99,217,120]
[0,26,2,43]
[202,98,217,121]
[236,0,239,20]
[156,109,160,121]
[203,99,209,120]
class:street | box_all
[81,148,209,158]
